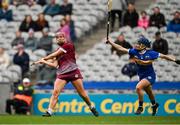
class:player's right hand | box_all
[104,37,113,44]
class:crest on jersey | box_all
[148,76,152,79]
[145,55,150,59]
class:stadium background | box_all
[0,0,180,124]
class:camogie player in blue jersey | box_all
[106,36,180,116]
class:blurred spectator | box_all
[138,11,149,29]
[0,47,10,69]
[43,0,60,17]
[126,0,135,4]
[36,64,56,85]
[57,18,71,41]
[26,0,35,6]
[111,33,132,57]
[0,0,7,6]
[167,11,180,33]
[37,28,53,53]
[121,57,137,79]
[0,1,2,8]
[149,7,166,28]
[152,31,168,55]
[6,78,33,115]
[35,13,49,31]
[11,31,25,47]
[24,29,38,50]
[13,44,30,77]
[59,0,73,16]
[36,0,47,6]
[123,3,139,28]
[111,0,127,32]
[0,2,13,21]
[11,0,35,6]
[19,15,36,32]
[11,0,25,6]
[65,15,76,42]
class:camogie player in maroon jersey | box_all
[34,32,99,117]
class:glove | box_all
[175,59,180,65]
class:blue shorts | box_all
[139,73,156,85]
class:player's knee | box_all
[136,86,142,92]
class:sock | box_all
[151,100,156,105]
[139,101,143,107]
[88,105,94,110]
[47,108,53,115]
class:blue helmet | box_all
[137,36,151,47]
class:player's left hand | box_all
[133,58,142,64]
[175,59,180,65]
[32,59,44,65]
[40,58,47,63]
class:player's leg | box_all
[72,79,99,117]
[43,78,67,116]
[144,85,155,104]
[72,79,91,105]
[144,85,159,116]
[135,79,151,115]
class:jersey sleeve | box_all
[128,48,136,56]
[150,50,160,60]
[58,43,72,53]
[57,46,67,53]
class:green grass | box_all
[0,115,180,124]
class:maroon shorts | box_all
[56,69,83,82]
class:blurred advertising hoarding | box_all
[33,93,180,116]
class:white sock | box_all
[47,108,53,115]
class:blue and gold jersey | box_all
[128,48,160,77]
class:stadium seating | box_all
[146,0,180,23]
[0,0,180,84]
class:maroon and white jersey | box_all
[56,42,78,75]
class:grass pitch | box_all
[0,115,180,124]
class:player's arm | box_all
[159,53,176,62]
[33,47,66,65]
[39,58,58,68]
[43,48,65,60]
[159,53,180,64]
[106,37,129,53]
